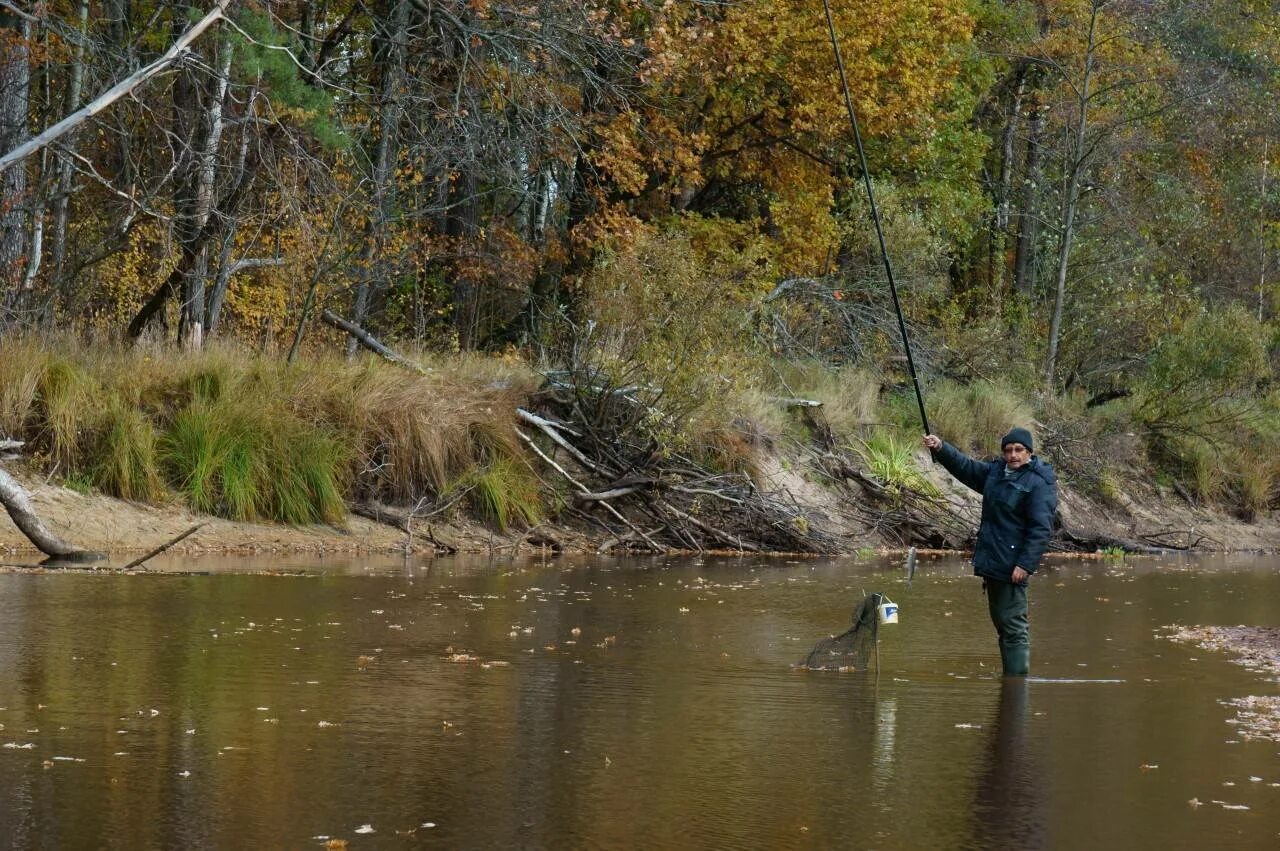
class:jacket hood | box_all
[1026,455,1057,486]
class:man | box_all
[922,427,1057,677]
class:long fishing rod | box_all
[819,0,931,437]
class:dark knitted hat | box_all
[1001,427,1034,452]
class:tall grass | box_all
[854,430,939,499]
[90,396,165,502]
[460,457,543,531]
[0,337,543,528]
[772,361,881,436]
[924,380,1033,455]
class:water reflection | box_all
[0,555,1277,847]
[972,679,1045,850]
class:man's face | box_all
[1003,442,1030,469]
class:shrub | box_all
[1133,305,1269,439]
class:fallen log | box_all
[351,501,457,553]
[0,467,105,562]
[320,310,428,374]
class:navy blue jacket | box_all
[931,441,1058,585]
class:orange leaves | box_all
[603,0,975,273]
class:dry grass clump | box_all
[772,361,880,436]
[925,380,1032,455]
[0,337,543,528]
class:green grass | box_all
[90,396,165,502]
[159,401,348,524]
[854,430,938,498]
[0,338,543,528]
[460,457,542,531]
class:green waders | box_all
[985,579,1030,676]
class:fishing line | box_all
[820,0,931,436]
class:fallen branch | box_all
[120,524,204,571]
[573,485,644,503]
[320,310,428,374]
[516,428,665,552]
[657,500,759,552]
[517,408,604,474]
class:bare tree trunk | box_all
[50,0,90,298]
[1012,100,1047,298]
[347,0,408,357]
[0,11,30,321]
[206,100,253,336]
[174,23,233,350]
[0,466,98,560]
[1044,0,1101,392]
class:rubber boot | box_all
[1000,643,1030,677]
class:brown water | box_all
[0,553,1277,849]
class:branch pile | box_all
[517,375,840,554]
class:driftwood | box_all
[515,428,666,553]
[0,467,104,562]
[352,502,457,553]
[120,524,204,571]
[320,310,428,374]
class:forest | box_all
[0,0,1276,544]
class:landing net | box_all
[798,592,883,671]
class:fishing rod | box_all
[819,0,931,437]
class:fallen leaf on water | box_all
[324,840,348,850]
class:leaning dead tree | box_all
[0,2,231,176]
[0,449,102,561]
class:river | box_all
[0,553,1277,848]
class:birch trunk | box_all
[0,467,98,560]
[175,30,234,350]
[0,11,29,315]
[50,0,90,296]
[1044,0,1101,391]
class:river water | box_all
[0,553,1277,849]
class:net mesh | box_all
[798,592,883,671]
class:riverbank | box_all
[4,445,1280,560]
[3,339,1280,560]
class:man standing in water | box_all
[922,428,1057,676]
